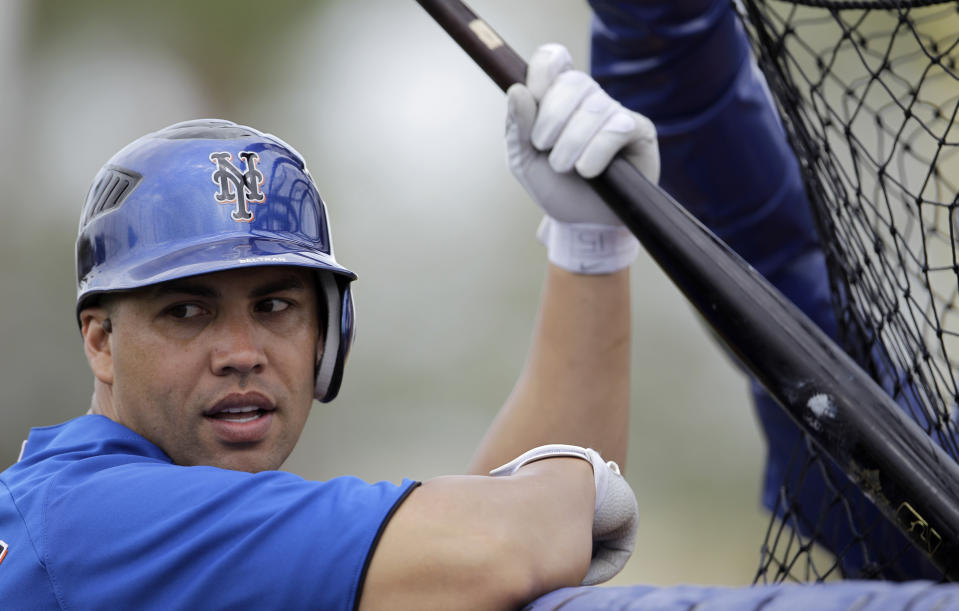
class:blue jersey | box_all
[0,415,418,610]
[588,0,938,578]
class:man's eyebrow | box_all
[249,275,307,298]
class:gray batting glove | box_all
[506,43,660,274]
[490,444,639,585]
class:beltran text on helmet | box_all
[236,257,287,265]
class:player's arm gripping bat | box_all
[414,0,959,577]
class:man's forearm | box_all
[469,265,631,474]
[359,458,595,610]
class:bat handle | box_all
[415,0,527,91]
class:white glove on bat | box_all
[489,443,639,585]
[507,43,660,274]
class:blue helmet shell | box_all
[76,119,355,402]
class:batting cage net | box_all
[736,0,959,583]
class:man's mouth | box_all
[209,405,269,423]
[203,393,276,443]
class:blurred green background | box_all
[0,0,769,586]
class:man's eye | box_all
[256,298,291,314]
[167,304,206,319]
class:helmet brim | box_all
[77,234,355,312]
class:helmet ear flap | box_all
[314,271,355,402]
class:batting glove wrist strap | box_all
[537,217,640,274]
[490,443,639,585]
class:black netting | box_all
[737,0,959,582]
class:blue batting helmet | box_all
[76,119,355,403]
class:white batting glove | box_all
[506,43,660,274]
[490,443,639,585]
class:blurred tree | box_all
[23,0,325,114]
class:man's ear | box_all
[80,307,114,385]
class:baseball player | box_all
[0,44,656,609]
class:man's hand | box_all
[506,43,659,274]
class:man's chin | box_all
[171,443,285,473]
[208,450,284,473]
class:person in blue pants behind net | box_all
[588,0,941,580]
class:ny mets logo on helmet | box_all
[210,151,266,222]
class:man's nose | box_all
[210,313,266,377]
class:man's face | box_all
[96,266,320,472]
